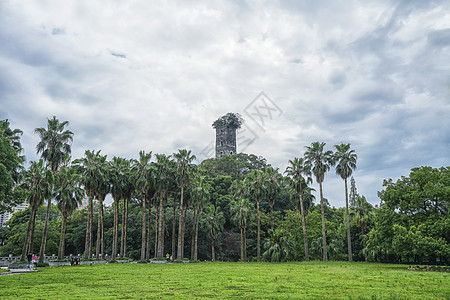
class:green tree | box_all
[190,175,211,261]
[229,195,253,262]
[20,160,52,260]
[304,141,333,262]
[333,143,357,262]
[54,165,84,259]
[285,157,312,261]
[244,169,266,262]
[204,204,225,261]
[132,150,153,261]
[0,123,25,214]
[174,149,196,261]
[34,116,73,263]
[93,152,110,259]
[264,167,281,230]
[263,229,293,262]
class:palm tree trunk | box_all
[161,197,167,258]
[84,196,90,259]
[21,206,37,260]
[100,199,105,260]
[240,225,244,262]
[299,190,309,261]
[211,236,215,261]
[112,197,119,260]
[181,205,187,259]
[257,198,261,262]
[123,198,129,257]
[58,215,67,260]
[154,204,159,258]
[38,198,52,263]
[157,194,164,258]
[191,208,197,260]
[146,201,152,259]
[345,177,352,262]
[140,194,147,261]
[194,207,201,261]
[243,226,247,262]
[319,182,328,262]
[176,187,184,261]
[172,202,177,257]
[96,195,104,259]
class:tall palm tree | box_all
[93,153,109,259]
[304,141,333,262]
[264,167,281,230]
[204,204,225,261]
[152,154,173,258]
[244,169,266,262]
[109,157,127,260]
[34,116,73,263]
[0,119,24,164]
[333,143,357,262]
[54,165,84,260]
[190,175,210,261]
[74,150,98,259]
[173,149,196,261]
[229,196,253,262]
[285,157,312,261]
[20,160,52,261]
[132,150,152,261]
[119,160,134,258]
[354,195,373,259]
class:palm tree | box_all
[20,160,52,261]
[153,154,173,258]
[355,195,373,259]
[244,169,266,262]
[333,143,357,262]
[264,167,281,230]
[109,157,127,260]
[285,157,312,261]
[304,141,333,262]
[34,116,73,263]
[174,149,196,261]
[229,195,253,262]
[190,175,210,261]
[204,204,225,261]
[93,153,109,259]
[132,150,152,261]
[119,160,134,258]
[263,229,293,262]
[54,165,84,260]
[0,119,24,164]
[74,150,98,259]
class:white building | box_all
[0,203,28,227]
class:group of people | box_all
[165,253,173,262]
[26,253,37,268]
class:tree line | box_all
[0,117,448,264]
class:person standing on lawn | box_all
[27,253,32,268]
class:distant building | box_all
[212,113,243,159]
[78,196,90,210]
[0,203,28,228]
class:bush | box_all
[12,261,27,264]
[51,259,69,262]
[35,262,49,267]
[116,257,130,261]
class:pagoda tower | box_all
[212,113,243,158]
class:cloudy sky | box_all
[1,0,449,207]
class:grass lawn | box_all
[0,261,448,299]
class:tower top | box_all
[212,112,243,130]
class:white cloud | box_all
[1,0,449,208]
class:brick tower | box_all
[212,113,243,159]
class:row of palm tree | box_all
[19,116,357,263]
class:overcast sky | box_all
[1,0,449,208]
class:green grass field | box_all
[0,261,448,299]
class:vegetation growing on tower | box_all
[212,113,244,129]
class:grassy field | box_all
[0,261,448,299]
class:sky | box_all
[1,0,449,208]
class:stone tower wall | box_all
[215,125,237,158]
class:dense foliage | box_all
[0,117,448,265]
